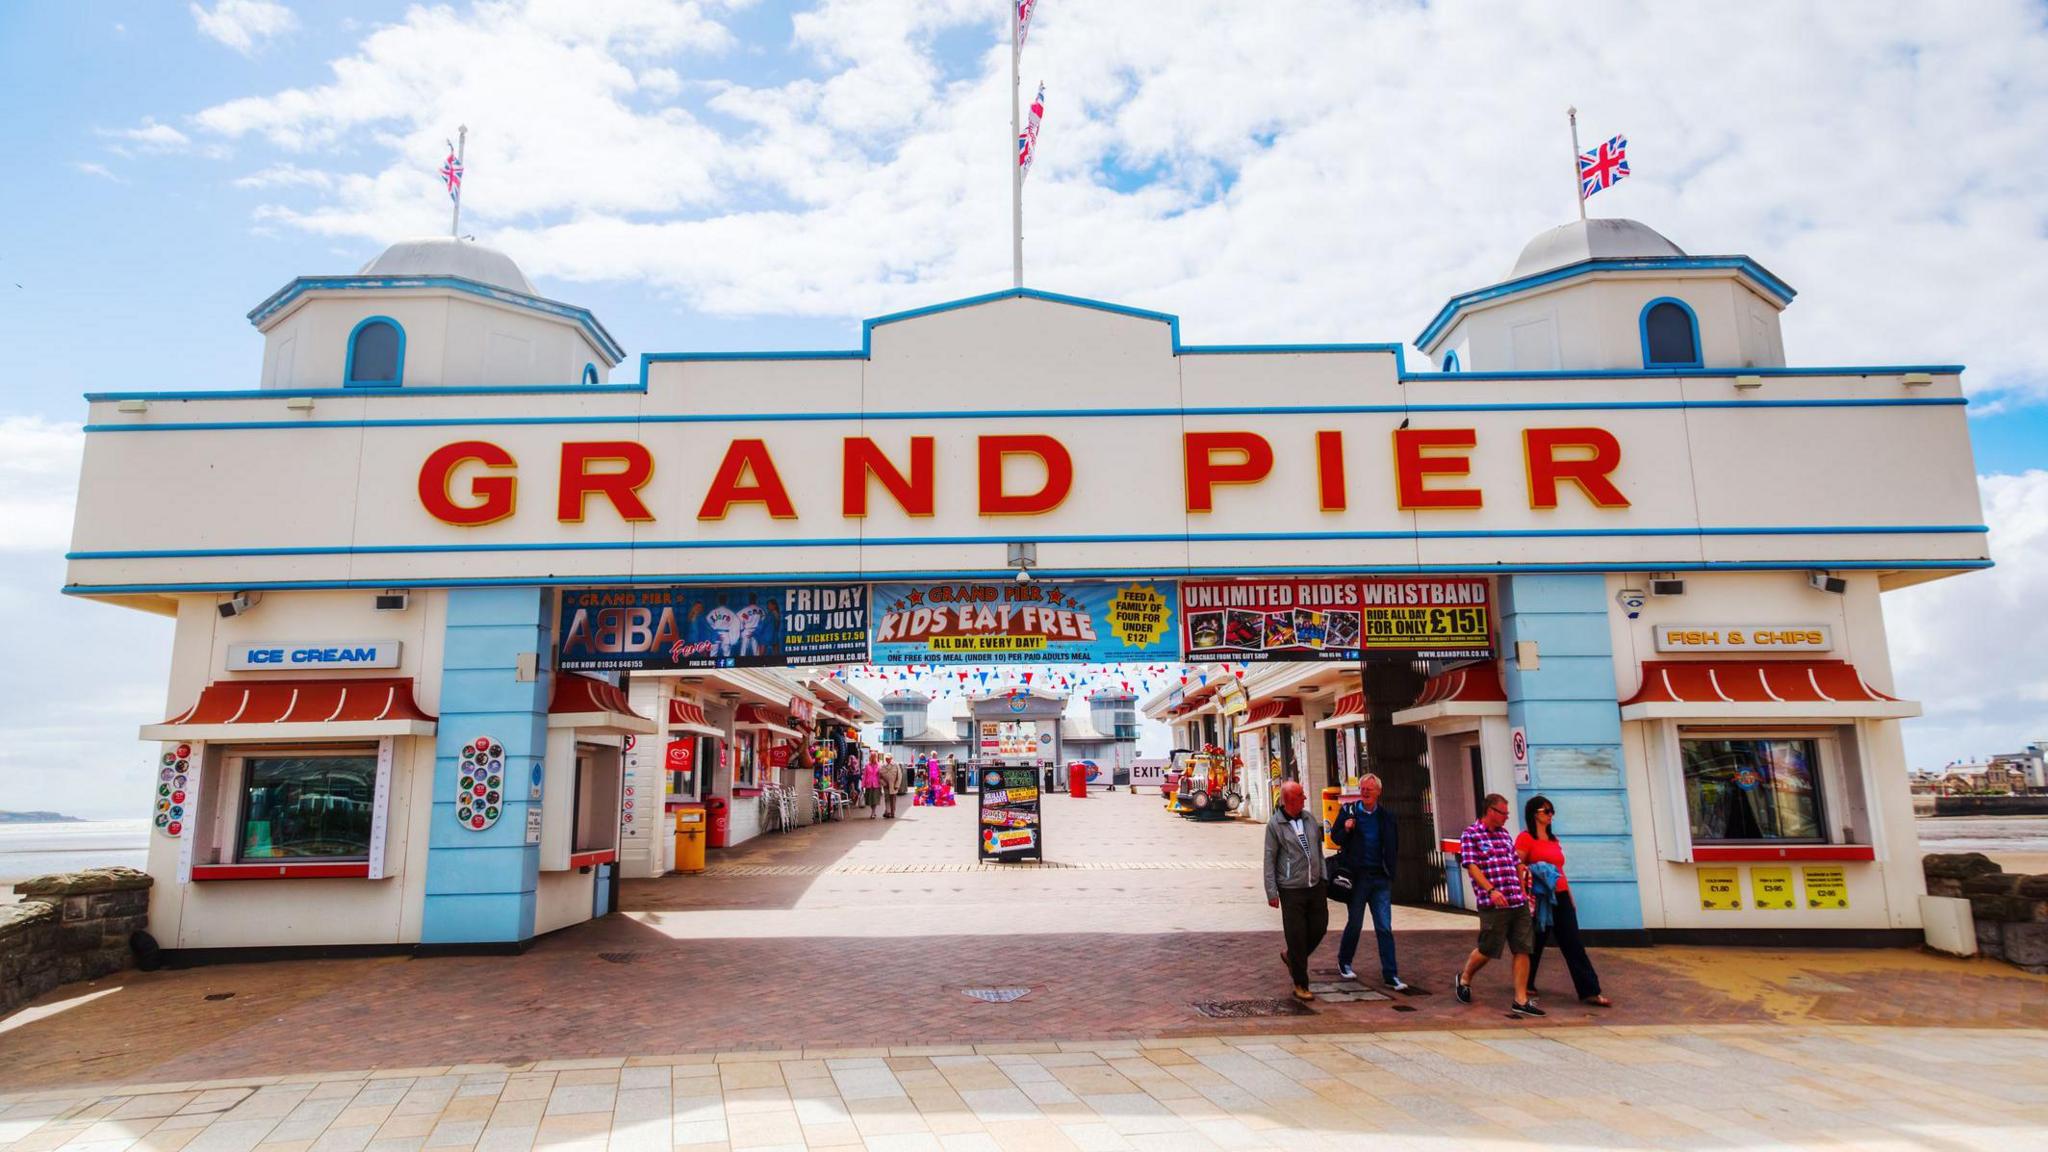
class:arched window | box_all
[1441,350,1460,373]
[1640,298,1701,369]
[345,317,405,387]
[581,362,600,385]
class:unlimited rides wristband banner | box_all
[869,580,1178,665]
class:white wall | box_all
[1438,274,1785,373]
[258,291,610,389]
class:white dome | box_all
[1511,218,1685,278]
[358,237,535,295]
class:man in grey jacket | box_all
[1264,779,1328,1001]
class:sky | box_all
[1,0,2045,817]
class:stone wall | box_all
[1,867,151,1015]
[1922,852,2048,973]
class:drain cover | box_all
[1191,998,1313,1019]
[962,987,1032,1003]
[597,952,639,964]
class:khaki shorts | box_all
[1475,904,1535,959]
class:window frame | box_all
[230,744,381,863]
[1441,350,1460,373]
[733,731,761,791]
[1639,297,1703,370]
[1676,726,1836,847]
[581,362,600,385]
[344,316,407,388]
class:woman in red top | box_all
[1517,795,1612,1007]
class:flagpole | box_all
[450,124,468,238]
[1567,107,1585,223]
[1011,4,1023,288]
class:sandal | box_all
[1581,994,1613,1007]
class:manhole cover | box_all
[1191,998,1314,1019]
[962,987,1032,1003]
[597,952,640,965]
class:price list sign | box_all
[977,765,1043,862]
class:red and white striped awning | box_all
[1234,697,1303,735]
[1620,660,1919,720]
[1393,662,1509,725]
[549,673,655,736]
[734,702,803,740]
[142,677,437,741]
[1315,691,1367,730]
[668,698,722,738]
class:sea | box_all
[0,819,150,888]
[1913,814,2048,862]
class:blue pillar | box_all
[421,587,548,946]
[1499,574,1642,932]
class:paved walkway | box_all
[3,1026,2044,1152]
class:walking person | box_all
[1262,779,1328,1002]
[880,756,901,818]
[1330,774,1408,991]
[861,753,882,819]
[1453,793,1543,1016]
[1517,795,1612,1007]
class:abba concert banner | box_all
[1179,577,1494,662]
[870,580,1178,665]
[558,585,869,670]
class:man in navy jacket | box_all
[1331,774,1408,989]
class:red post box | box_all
[705,795,730,848]
[1069,764,1088,799]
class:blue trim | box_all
[1398,366,1964,381]
[1639,297,1702,369]
[343,316,405,388]
[79,395,1969,435]
[1441,350,1459,373]
[250,275,625,364]
[1415,256,1798,351]
[63,524,1991,562]
[86,384,648,402]
[58,558,1997,597]
[580,363,599,385]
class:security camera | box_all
[1807,571,1847,595]
[1015,567,1032,583]
[216,591,260,618]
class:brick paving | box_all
[2,1027,2044,1152]
[1,794,2043,1107]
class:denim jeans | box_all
[1337,872,1398,982]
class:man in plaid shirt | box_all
[1455,792,1542,1015]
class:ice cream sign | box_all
[226,640,401,670]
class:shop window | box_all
[733,734,760,790]
[234,747,377,861]
[571,743,622,854]
[1640,298,1702,369]
[1681,735,1824,842]
[344,317,404,387]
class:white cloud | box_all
[191,0,298,55]
[101,117,191,153]
[1890,470,2048,767]
[179,0,2048,405]
[234,163,333,190]
[0,418,84,554]
[72,161,122,182]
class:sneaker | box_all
[1386,976,1410,993]
[1511,1000,1547,1017]
[1454,975,1472,1004]
[1337,963,1358,981]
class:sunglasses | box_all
[1536,807,1554,815]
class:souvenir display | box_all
[457,735,506,831]
[155,742,193,838]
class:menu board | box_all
[978,764,1043,862]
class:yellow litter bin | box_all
[1322,786,1343,850]
[673,804,706,874]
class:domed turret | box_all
[358,237,536,295]
[1510,218,1686,278]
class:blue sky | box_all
[2,0,2046,816]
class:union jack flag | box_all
[441,146,463,201]
[1018,83,1045,175]
[1018,0,1037,47]
[1577,133,1628,199]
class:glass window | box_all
[734,734,760,789]
[238,749,376,860]
[347,319,403,385]
[1681,736,1824,842]
[1643,301,1699,367]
